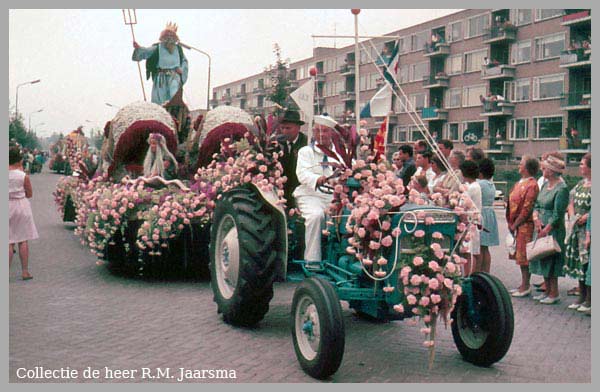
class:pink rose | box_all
[346,246,357,255]
[428,279,440,290]
[422,340,434,347]
[381,235,393,247]
[362,258,373,266]
[383,286,395,293]
[434,250,445,259]
[381,220,391,231]
[445,262,456,274]
[444,278,454,289]
[374,270,387,277]
[431,294,442,304]
[412,307,421,315]
[425,216,435,225]
[414,230,425,238]
[400,266,411,278]
[419,296,430,306]
[428,260,440,271]
[432,231,444,239]
[357,227,366,238]
[369,241,381,250]
[367,210,380,220]
[454,285,463,296]
[406,294,417,305]
[392,228,401,237]
[377,257,388,266]
[393,304,404,313]
[413,256,424,266]
[374,200,386,209]
[430,243,442,252]
[410,274,422,286]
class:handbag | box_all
[526,234,561,261]
[505,232,516,256]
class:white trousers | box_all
[295,194,331,262]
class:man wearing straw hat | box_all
[132,22,189,106]
[294,115,343,264]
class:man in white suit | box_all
[294,115,343,263]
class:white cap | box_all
[313,115,338,129]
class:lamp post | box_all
[179,42,211,110]
[28,108,44,131]
[15,79,41,119]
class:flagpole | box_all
[385,113,390,155]
[353,9,361,135]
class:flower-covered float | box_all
[204,119,514,379]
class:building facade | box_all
[211,9,591,163]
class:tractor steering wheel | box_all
[316,166,345,194]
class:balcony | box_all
[482,25,517,44]
[480,101,515,116]
[253,87,266,95]
[423,74,449,89]
[562,10,591,26]
[221,95,232,105]
[339,91,356,101]
[561,91,591,110]
[287,80,299,89]
[424,43,450,58]
[421,107,448,121]
[559,49,591,69]
[481,64,516,80]
[314,96,325,106]
[314,72,326,82]
[375,116,398,126]
[339,64,355,76]
[236,91,246,98]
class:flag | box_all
[360,84,392,118]
[383,40,400,85]
[289,79,315,138]
[373,117,388,156]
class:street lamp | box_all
[180,42,211,110]
[28,108,44,131]
[15,79,41,118]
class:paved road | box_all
[9,169,591,383]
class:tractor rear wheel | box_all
[210,187,278,327]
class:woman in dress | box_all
[563,153,591,311]
[530,153,569,304]
[477,158,499,273]
[9,146,39,280]
[459,160,482,276]
[506,156,540,296]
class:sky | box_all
[9,9,460,138]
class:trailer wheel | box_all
[292,277,345,379]
[210,187,278,327]
[451,272,514,367]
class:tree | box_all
[265,43,292,115]
[9,113,40,150]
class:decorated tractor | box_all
[205,123,514,379]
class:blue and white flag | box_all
[360,84,392,118]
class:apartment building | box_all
[211,9,591,163]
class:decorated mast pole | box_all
[352,9,361,135]
[123,9,147,102]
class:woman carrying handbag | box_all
[529,153,569,304]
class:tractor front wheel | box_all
[291,277,345,379]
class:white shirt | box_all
[414,166,435,184]
[293,143,343,200]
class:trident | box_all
[122,9,147,101]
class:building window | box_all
[464,49,487,73]
[410,125,425,141]
[399,36,410,54]
[445,88,462,109]
[533,116,563,139]
[462,84,487,107]
[324,58,337,73]
[409,92,427,111]
[533,74,564,100]
[446,123,460,142]
[446,54,463,75]
[359,73,379,91]
[534,9,564,22]
[505,78,531,102]
[448,21,462,42]
[535,33,565,61]
[412,30,428,52]
[511,9,533,26]
[510,118,529,140]
[394,95,407,113]
[393,126,408,143]
[398,64,410,83]
[465,13,489,39]
[410,62,429,82]
[511,40,532,64]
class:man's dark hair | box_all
[523,156,540,177]
[415,140,428,152]
[431,156,446,172]
[9,146,22,165]
[478,158,495,179]
[467,147,485,163]
[438,139,454,150]
[417,150,433,162]
[398,144,413,157]
[460,160,479,180]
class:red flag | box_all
[374,117,387,157]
